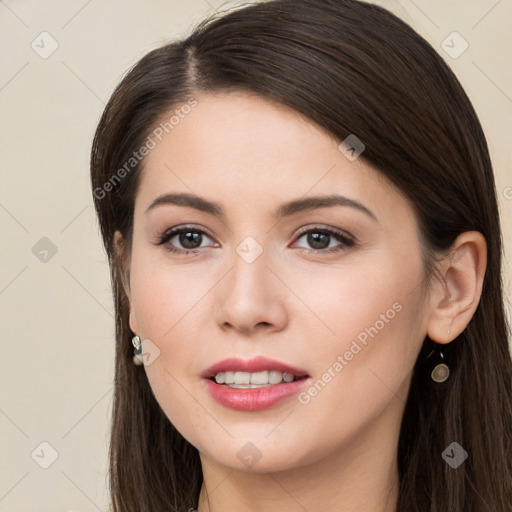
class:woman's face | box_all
[122,91,432,472]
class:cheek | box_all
[289,250,420,347]
[289,252,425,409]
[128,250,218,425]
[129,247,213,339]
[294,295,420,459]
[129,259,209,443]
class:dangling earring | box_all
[428,346,450,383]
[132,335,143,366]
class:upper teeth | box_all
[215,371,297,386]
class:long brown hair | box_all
[90,1,512,510]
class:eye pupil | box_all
[180,231,202,249]
[308,232,330,249]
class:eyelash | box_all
[155,225,356,255]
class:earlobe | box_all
[426,231,487,344]
[129,307,139,335]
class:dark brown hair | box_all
[90,1,512,510]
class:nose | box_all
[214,243,288,336]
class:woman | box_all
[90,0,512,510]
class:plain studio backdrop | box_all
[0,0,511,510]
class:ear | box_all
[113,230,139,334]
[426,231,487,344]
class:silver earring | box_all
[430,349,450,383]
[132,335,143,366]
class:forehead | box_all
[135,91,406,223]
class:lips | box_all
[203,376,311,412]
[201,356,309,379]
[201,356,311,411]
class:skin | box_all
[114,91,487,512]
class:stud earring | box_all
[132,335,143,366]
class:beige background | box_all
[0,1,510,510]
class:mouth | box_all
[201,356,310,411]
[201,356,310,385]
[209,370,309,389]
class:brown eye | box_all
[293,227,355,253]
[156,226,215,254]
[305,232,331,250]
[175,231,203,249]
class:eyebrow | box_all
[144,192,378,222]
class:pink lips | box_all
[201,356,309,379]
[201,356,311,412]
